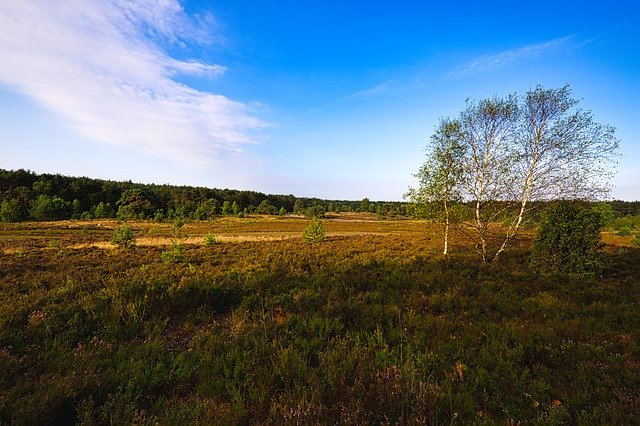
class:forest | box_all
[0,169,408,222]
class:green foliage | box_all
[256,200,278,215]
[231,201,241,215]
[304,205,326,218]
[302,219,326,243]
[203,234,217,246]
[617,226,632,236]
[278,207,287,216]
[293,199,305,214]
[592,202,617,227]
[93,202,113,219]
[0,198,20,222]
[160,242,186,263]
[28,195,69,220]
[221,200,233,215]
[193,199,218,220]
[112,224,136,249]
[410,86,619,263]
[632,233,640,248]
[531,203,604,275]
[117,189,153,220]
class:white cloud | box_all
[0,0,266,166]
[449,36,577,79]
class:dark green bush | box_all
[530,202,604,275]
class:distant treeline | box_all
[0,169,407,221]
[0,169,638,223]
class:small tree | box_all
[405,118,465,256]
[256,200,278,215]
[530,203,604,275]
[304,205,326,219]
[302,219,326,243]
[112,224,136,249]
[221,200,233,215]
[116,189,152,220]
[231,201,241,215]
[0,199,21,222]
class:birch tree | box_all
[492,85,619,262]
[458,95,519,262]
[405,118,465,257]
[409,85,619,263]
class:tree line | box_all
[0,169,407,222]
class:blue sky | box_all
[0,1,638,200]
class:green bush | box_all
[0,199,21,222]
[203,234,217,246]
[302,219,326,243]
[633,233,640,248]
[112,224,136,249]
[530,202,604,275]
[161,243,186,263]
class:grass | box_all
[1,214,639,423]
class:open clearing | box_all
[1,215,639,423]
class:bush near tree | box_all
[530,202,604,275]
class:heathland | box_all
[1,213,639,424]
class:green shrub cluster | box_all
[111,224,136,249]
[531,203,604,275]
[302,219,326,243]
[160,243,186,263]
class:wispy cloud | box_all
[0,0,267,166]
[341,81,396,101]
[449,35,578,79]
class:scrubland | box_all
[1,215,639,424]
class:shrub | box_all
[302,219,326,243]
[530,202,604,275]
[161,243,186,263]
[633,233,640,248]
[204,234,217,246]
[111,224,136,249]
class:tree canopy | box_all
[408,85,619,262]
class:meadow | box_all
[1,214,639,424]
